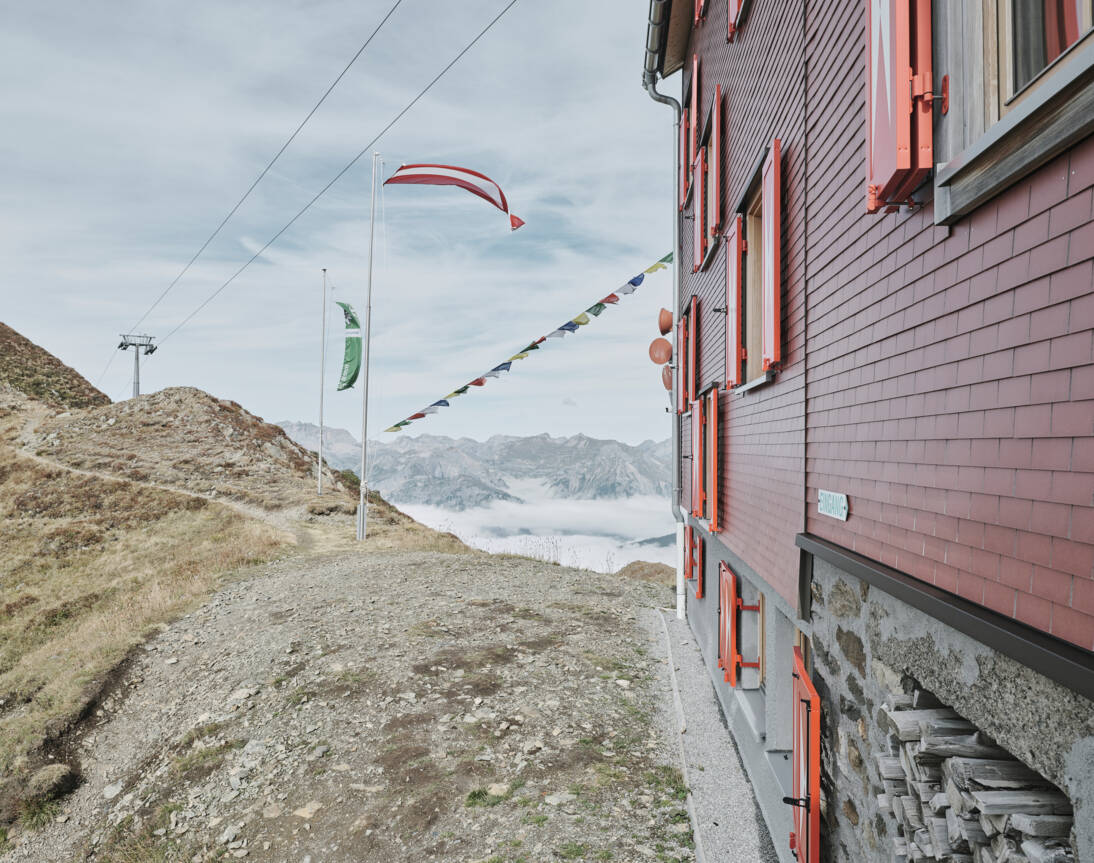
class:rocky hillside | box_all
[32,389,353,511]
[0,322,109,410]
[279,423,672,510]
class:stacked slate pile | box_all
[875,689,1075,863]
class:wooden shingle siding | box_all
[680,0,807,608]
[803,0,1094,649]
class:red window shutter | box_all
[708,388,719,531]
[690,55,699,167]
[684,525,694,579]
[727,0,743,40]
[694,0,706,25]
[692,149,705,273]
[866,0,933,212]
[761,139,781,372]
[676,319,685,414]
[694,534,705,598]
[679,108,689,210]
[718,563,731,670]
[711,85,722,235]
[790,647,821,863]
[688,295,698,401]
[724,215,743,387]
[690,399,702,517]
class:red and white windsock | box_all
[384,163,524,230]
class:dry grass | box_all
[0,323,109,411]
[614,560,675,587]
[0,442,288,810]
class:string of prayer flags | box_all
[383,252,672,430]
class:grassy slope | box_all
[0,323,109,410]
[0,433,288,813]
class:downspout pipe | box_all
[643,0,685,620]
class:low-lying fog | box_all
[396,484,676,573]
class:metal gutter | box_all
[643,0,686,619]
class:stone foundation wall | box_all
[809,556,1094,862]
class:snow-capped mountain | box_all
[277,422,671,510]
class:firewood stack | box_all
[874,689,1076,863]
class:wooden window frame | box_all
[936,5,1094,223]
[727,0,747,41]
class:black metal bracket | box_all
[782,796,809,809]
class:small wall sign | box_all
[818,490,849,521]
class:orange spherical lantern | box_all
[661,364,673,390]
[648,337,672,365]
[658,308,673,336]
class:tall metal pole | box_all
[357,152,379,541]
[318,268,328,496]
[132,348,140,399]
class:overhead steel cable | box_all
[126,0,404,336]
[155,0,520,349]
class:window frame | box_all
[935,7,1094,224]
[730,141,781,392]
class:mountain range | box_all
[277,421,671,510]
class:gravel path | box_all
[3,549,711,863]
[656,613,778,863]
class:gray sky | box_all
[1,0,676,444]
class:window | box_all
[694,0,707,25]
[728,140,782,388]
[676,312,689,414]
[935,1,1094,222]
[685,525,704,596]
[1003,1,1093,102]
[788,646,820,863]
[690,387,719,527]
[692,85,723,274]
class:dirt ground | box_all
[1,536,698,863]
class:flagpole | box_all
[318,268,327,496]
[357,152,379,541]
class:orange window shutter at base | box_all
[721,563,759,687]
[690,399,703,517]
[789,646,821,863]
[684,525,694,579]
[761,138,782,372]
[694,534,705,598]
[711,85,723,235]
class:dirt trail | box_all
[2,542,697,863]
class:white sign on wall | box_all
[818,490,849,521]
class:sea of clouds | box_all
[397,481,676,573]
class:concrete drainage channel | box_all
[656,608,780,863]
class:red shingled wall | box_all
[680,0,807,609]
[803,0,1094,650]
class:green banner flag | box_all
[335,301,362,391]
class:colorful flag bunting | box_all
[384,163,524,230]
[383,253,670,430]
